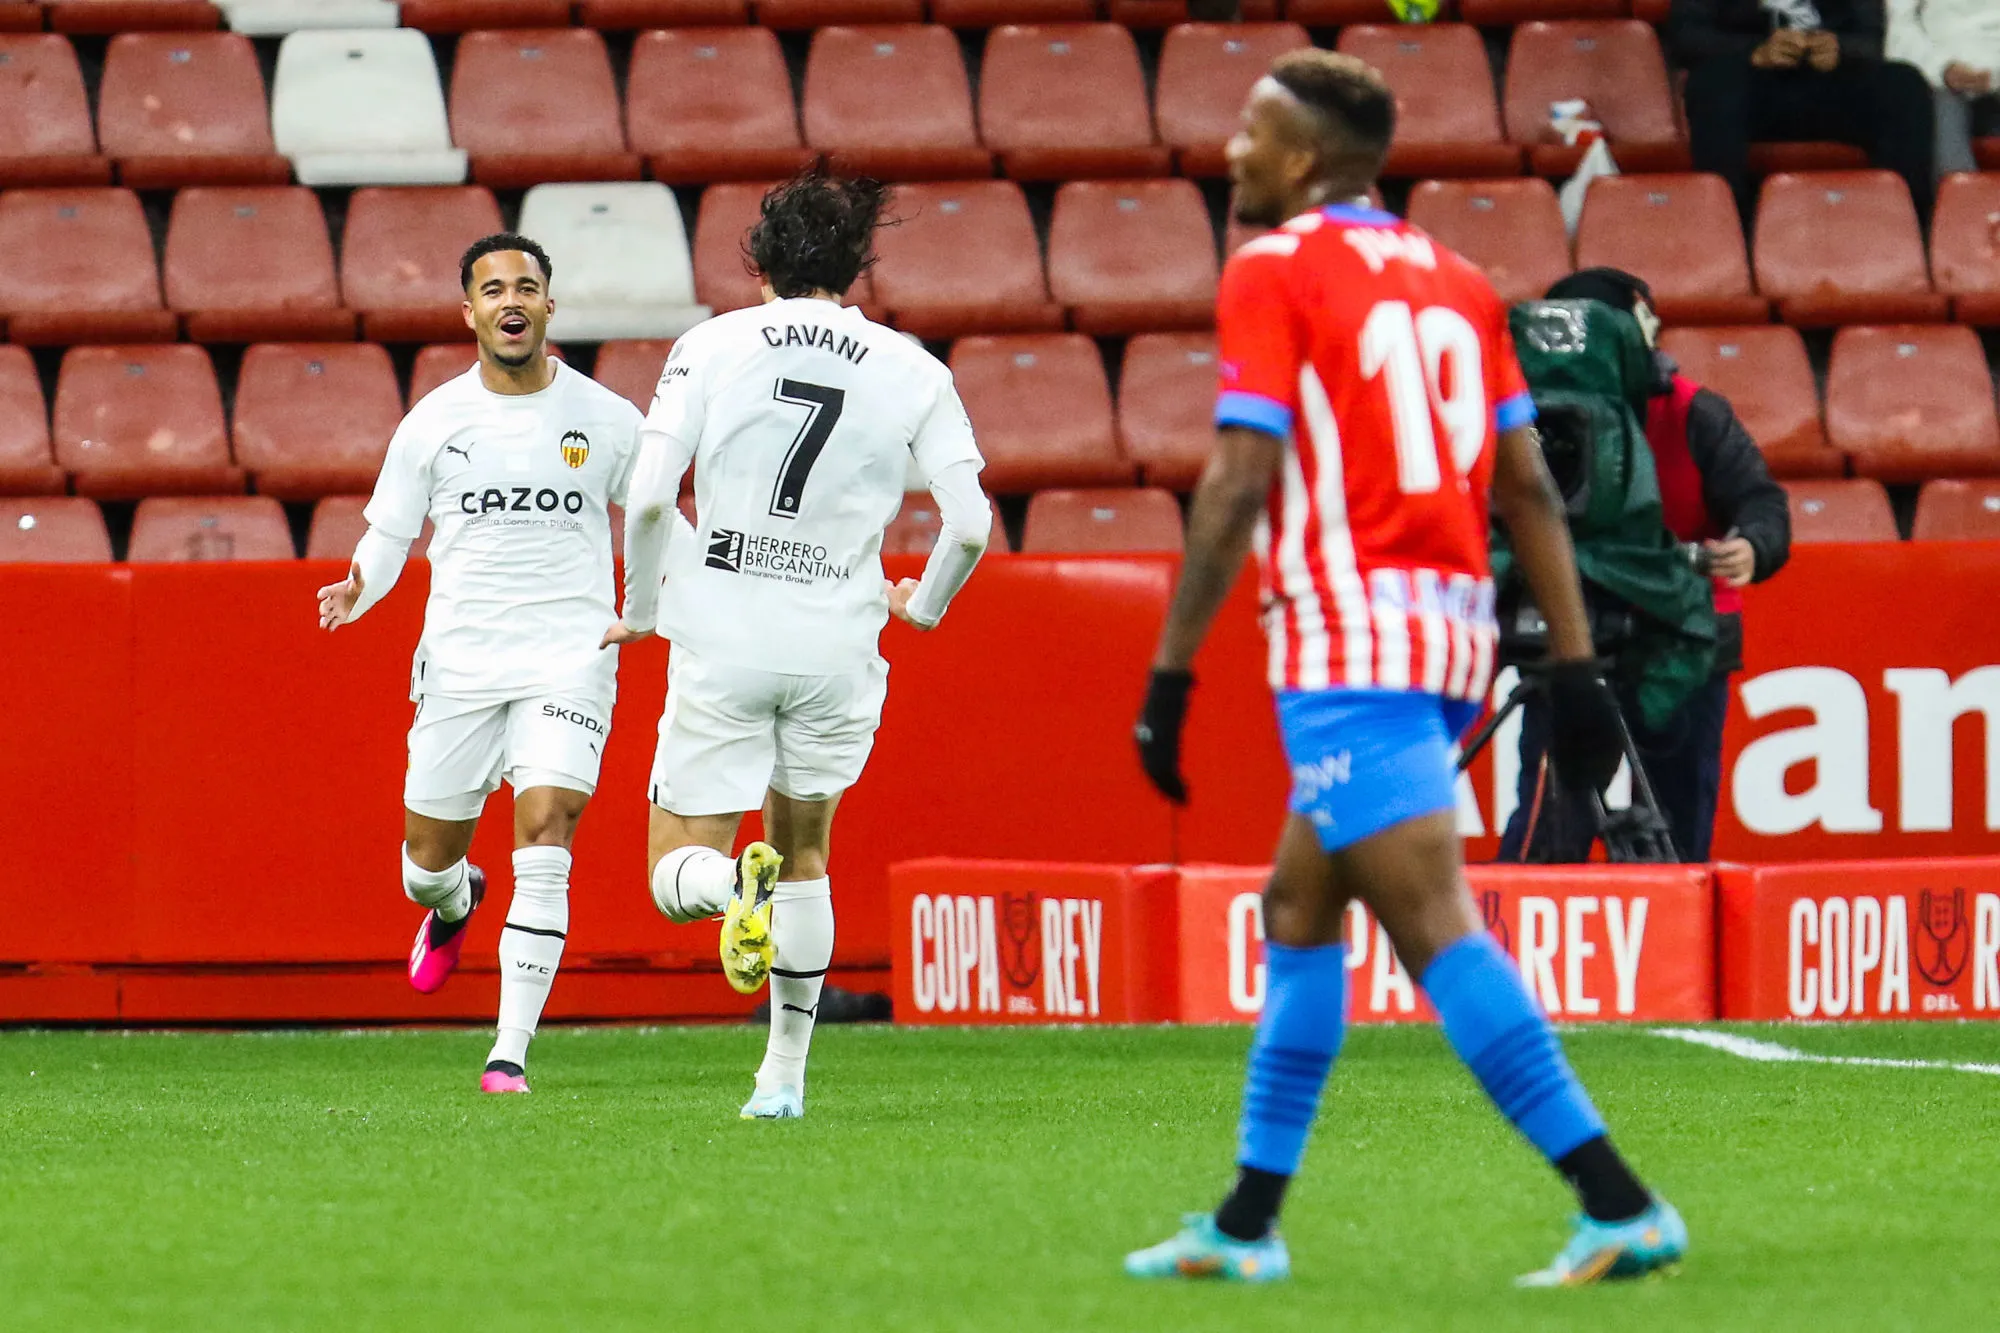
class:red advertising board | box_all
[1718,859,2000,1020]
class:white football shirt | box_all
[625,299,983,674]
[364,359,643,701]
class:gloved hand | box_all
[1544,659,1624,794]
[1135,668,1195,804]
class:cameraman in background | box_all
[1499,268,1791,863]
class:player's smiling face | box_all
[463,250,553,368]
[1228,78,1319,230]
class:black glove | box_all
[1135,668,1195,804]
[1544,660,1624,795]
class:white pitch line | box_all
[1649,1027,2000,1077]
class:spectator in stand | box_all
[1671,0,1937,227]
[1887,0,2000,177]
[1500,268,1792,865]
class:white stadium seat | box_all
[272,29,467,187]
[518,182,710,341]
[221,1,399,36]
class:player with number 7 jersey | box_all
[1217,202,1533,701]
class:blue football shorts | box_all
[1275,688,1481,853]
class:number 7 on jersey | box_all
[770,379,845,519]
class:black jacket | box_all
[1668,0,1886,65]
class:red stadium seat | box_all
[880,490,1003,555]
[47,1,221,33]
[1336,25,1522,179]
[233,343,400,499]
[1405,177,1571,306]
[629,29,808,186]
[0,34,110,188]
[593,339,676,414]
[1929,172,2000,327]
[0,3,42,30]
[0,497,111,562]
[408,342,566,407]
[130,495,294,562]
[452,29,641,188]
[693,182,776,315]
[1022,487,1183,553]
[1754,172,1947,327]
[1912,478,2000,542]
[163,187,353,342]
[1117,332,1215,491]
[871,181,1062,338]
[581,0,748,20]
[933,0,1092,26]
[1156,23,1310,179]
[0,345,58,495]
[802,26,990,180]
[1631,0,1670,17]
[0,188,177,345]
[54,344,238,498]
[1827,326,2000,483]
[1978,138,2000,170]
[759,0,922,27]
[340,186,504,343]
[1573,174,1767,324]
[979,25,1171,181]
[307,494,436,562]
[1047,179,1218,335]
[1746,142,1869,175]
[1784,478,1898,543]
[1462,0,1623,21]
[1104,0,1276,27]
[1503,21,1685,176]
[98,33,289,189]
[950,334,1131,491]
[1287,0,1414,22]
[398,0,569,31]
[1657,326,1840,479]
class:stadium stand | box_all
[593,339,676,414]
[1116,332,1214,491]
[398,0,571,32]
[1502,21,1685,175]
[1784,478,1899,543]
[306,493,437,560]
[1912,479,2000,542]
[882,493,945,556]
[0,34,111,187]
[47,1,221,33]
[232,343,401,498]
[1753,172,1948,326]
[1336,24,1522,178]
[0,497,113,562]
[628,28,809,185]
[53,344,238,498]
[1404,178,1571,305]
[0,345,61,495]
[869,181,1062,338]
[1463,0,1627,20]
[950,334,1130,492]
[578,0,749,25]
[451,28,640,188]
[339,185,504,342]
[1929,172,2000,327]
[1047,179,1218,334]
[801,25,990,180]
[518,182,709,340]
[1021,486,1183,553]
[978,24,1171,181]
[98,32,289,189]
[693,181,780,315]
[0,188,179,345]
[162,186,353,342]
[932,0,1092,30]
[1285,0,1408,22]
[1657,326,1842,480]
[1573,174,1768,325]
[1155,23,1311,178]
[0,3,42,30]
[128,494,295,562]
[271,28,467,187]
[1828,327,2000,484]
[218,1,400,34]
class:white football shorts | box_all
[404,691,612,822]
[648,649,889,817]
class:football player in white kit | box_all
[317,234,644,1094]
[603,169,992,1119]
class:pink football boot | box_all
[407,865,486,994]
[480,1063,530,1094]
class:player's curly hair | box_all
[746,163,891,300]
[1269,49,1397,168]
[459,233,553,292]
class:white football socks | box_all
[491,846,570,1070]
[651,844,737,922]
[401,844,472,921]
[757,876,834,1094]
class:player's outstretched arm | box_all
[888,460,991,631]
[316,527,410,631]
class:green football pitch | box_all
[3,1022,1995,1331]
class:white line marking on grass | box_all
[1650,1027,2000,1077]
